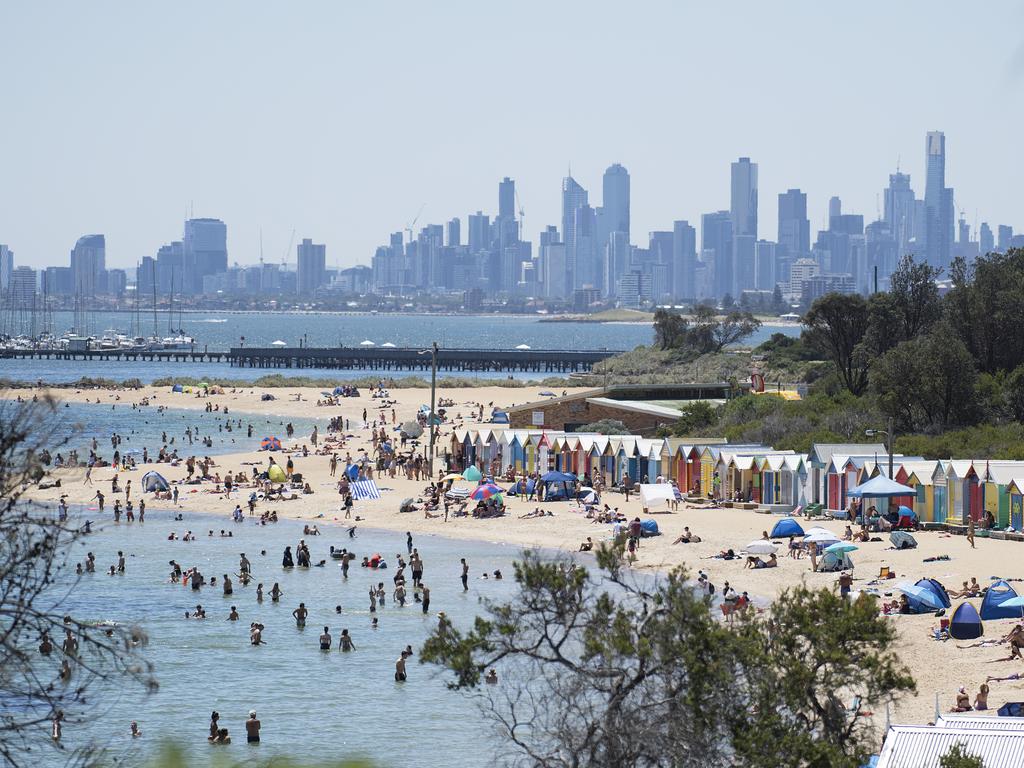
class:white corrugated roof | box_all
[877,725,1024,767]
[936,715,1024,731]
[584,397,683,419]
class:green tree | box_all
[939,743,984,768]
[888,254,943,339]
[711,311,762,352]
[668,401,719,436]
[804,293,871,395]
[653,309,689,351]
[771,284,785,313]
[421,547,914,768]
[1005,364,1024,422]
[578,419,629,435]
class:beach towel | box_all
[351,480,381,500]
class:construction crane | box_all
[515,189,526,240]
[282,228,296,266]
[405,204,426,245]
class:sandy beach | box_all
[13,382,1024,727]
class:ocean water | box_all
[29,400,322,463]
[0,311,799,385]
[53,506,528,767]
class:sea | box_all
[0,311,800,385]
[49,506,534,767]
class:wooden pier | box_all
[0,348,227,363]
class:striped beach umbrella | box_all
[470,483,505,501]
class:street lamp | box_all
[865,416,895,479]
[417,341,439,478]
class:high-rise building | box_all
[979,223,994,255]
[602,164,630,243]
[923,131,953,268]
[541,243,568,299]
[754,240,777,291]
[883,172,916,259]
[155,241,185,294]
[731,157,758,239]
[0,245,13,291]
[702,210,733,300]
[467,212,490,253]
[447,218,461,247]
[603,232,631,299]
[777,189,810,258]
[561,176,588,256]
[671,221,697,300]
[10,265,36,308]
[828,196,842,220]
[498,177,516,220]
[572,204,597,290]
[70,234,106,296]
[296,238,327,296]
[183,218,227,293]
[998,225,1013,252]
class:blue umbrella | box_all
[1001,596,1024,619]
[897,582,944,610]
[824,542,858,554]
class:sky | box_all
[1,1,1023,270]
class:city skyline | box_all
[1,2,1023,270]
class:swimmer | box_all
[394,652,408,682]
[485,669,498,684]
[339,629,356,651]
[319,626,332,650]
[293,602,308,627]
[130,721,142,737]
[270,583,282,602]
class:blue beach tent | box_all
[770,518,804,538]
[980,580,1021,620]
[949,602,983,640]
[904,577,951,613]
[141,471,169,492]
[640,520,660,536]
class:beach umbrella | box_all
[399,498,415,513]
[446,486,471,499]
[462,466,483,482]
[441,473,464,482]
[515,343,531,350]
[470,483,505,501]
[803,531,840,545]
[1000,596,1024,619]
[381,342,396,347]
[824,542,858,554]
[260,436,282,451]
[897,581,944,610]
[400,421,424,438]
[271,340,287,346]
[745,540,778,555]
[359,340,376,347]
[580,489,598,504]
[889,530,918,549]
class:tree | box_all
[421,547,914,768]
[939,743,985,768]
[578,419,629,435]
[710,311,761,352]
[771,285,785,314]
[653,309,689,351]
[804,293,871,396]
[888,254,943,339]
[0,395,155,766]
[1006,364,1024,422]
[668,401,719,436]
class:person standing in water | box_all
[421,583,430,614]
[319,626,332,650]
[292,602,308,627]
[339,629,355,651]
[394,651,408,682]
[245,711,261,744]
[460,558,469,591]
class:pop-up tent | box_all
[171,384,184,393]
[949,602,984,640]
[890,530,918,549]
[260,436,282,451]
[540,470,576,501]
[899,578,951,613]
[141,471,169,492]
[770,518,805,538]
[640,520,660,536]
[818,550,853,572]
[980,580,1021,620]
[267,464,286,483]
[639,483,675,510]
[462,466,483,482]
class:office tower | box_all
[731,157,758,239]
[671,220,697,300]
[603,231,631,299]
[572,204,597,290]
[865,220,897,292]
[702,210,733,299]
[998,225,1013,252]
[778,189,810,258]
[296,238,327,296]
[10,266,36,308]
[541,243,568,299]
[828,197,842,220]
[447,218,461,247]
[602,164,630,243]
[647,231,673,300]
[561,176,588,256]
[498,177,515,220]
[137,256,156,295]
[155,241,185,294]
[884,172,916,258]
[980,223,994,255]
[539,225,559,250]
[467,211,490,253]
[107,269,127,297]
[183,218,227,293]
[70,234,105,296]
[754,240,777,292]
[0,245,12,291]
[923,131,953,268]
[42,266,72,297]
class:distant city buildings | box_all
[296,238,326,296]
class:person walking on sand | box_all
[967,516,976,549]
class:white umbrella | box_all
[515,343,531,350]
[271,340,287,346]
[580,489,598,504]
[359,340,376,347]
[745,540,778,555]
[804,530,840,544]
[381,342,396,348]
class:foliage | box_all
[0,395,156,766]
[420,547,914,768]
[578,419,629,435]
[662,401,719,437]
[938,743,985,768]
[803,293,871,396]
[652,306,761,355]
[146,743,375,767]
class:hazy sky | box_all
[2,1,1022,270]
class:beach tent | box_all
[462,465,482,482]
[640,520,660,536]
[949,602,984,640]
[889,530,918,549]
[899,578,951,613]
[141,471,169,492]
[540,470,576,500]
[998,702,1024,717]
[171,384,184,392]
[345,463,359,481]
[818,550,853,572]
[260,436,282,451]
[267,464,286,483]
[639,483,675,510]
[261,393,276,401]
[271,340,287,346]
[770,518,804,538]
[980,580,1021,620]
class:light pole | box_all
[865,416,895,479]
[418,341,439,478]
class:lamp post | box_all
[865,416,895,479]
[418,341,439,478]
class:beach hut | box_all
[949,603,983,640]
[931,461,950,523]
[1008,479,1024,531]
[700,446,722,499]
[770,518,804,538]
[980,580,1021,620]
[141,471,169,492]
[946,460,981,525]
[807,443,886,508]
[639,438,661,482]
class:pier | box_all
[0,348,228,363]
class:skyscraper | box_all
[730,158,757,297]
[0,245,13,291]
[998,225,1013,252]
[923,131,953,268]
[979,223,994,255]
[884,172,916,259]
[183,218,227,293]
[602,164,630,243]
[296,238,327,296]
[572,204,597,290]
[447,218,461,247]
[467,212,490,253]
[777,189,810,258]
[702,210,733,300]
[70,234,106,296]
[561,176,588,255]
[671,220,697,300]
[498,177,516,220]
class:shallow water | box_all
[53,505,527,767]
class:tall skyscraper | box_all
[730,158,758,297]
[777,189,810,258]
[923,131,953,268]
[602,164,630,243]
[828,196,842,220]
[979,223,994,255]
[467,212,490,253]
[0,245,13,291]
[183,218,227,293]
[572,204,597,290]
[446,218,461,247]
[671,220,697,299]
[498,177,516,220]
[702,210,733,299]
[883,172,916,258]
[998,225,1013,252]
[70,234,106,296]
[296,238,327,296]
[561,176,588,254]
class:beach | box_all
[14,381,1024,730]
